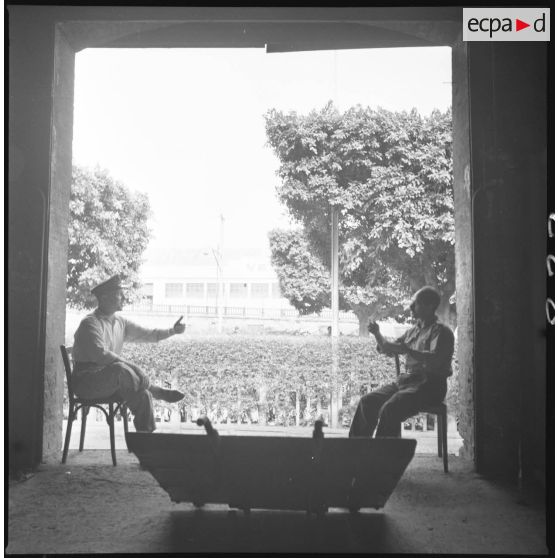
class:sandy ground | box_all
[7,442,547,554]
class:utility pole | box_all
[330,56,341,429]
[330,206,340,428]
[217,214,225,333]
[331,207,339,337]
[211,247,223,334]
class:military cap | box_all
[91,275,125,297]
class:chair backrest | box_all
[60,345,74,398]
[394,354,401,376]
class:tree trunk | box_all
[358,315,369,336]
[349,303,374,337]
[316,397,322,421]
[329,390,339,428]
[303,391,312,424]
[236,388,241,424]
[257,383,267,425]
[274,392,281,425]
[295,391,300,427]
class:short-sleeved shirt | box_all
[396,318,455,378]
[72,310,174,373]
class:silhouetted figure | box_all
[72,275,186,433]
[349,286,454,438]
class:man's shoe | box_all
[161,389,185,403]
[149,385,185,403]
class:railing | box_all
[125,302,359,323]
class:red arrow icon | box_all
[516,19,530,31]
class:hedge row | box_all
[121,334,399,424]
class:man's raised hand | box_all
[173,315,186,334]
[368,320,380,336]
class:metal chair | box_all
[60,345,129,466]
[395,354,449,472]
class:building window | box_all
[207,283,218,297]
[230,282,248,298]
[185,283,204,297]
[141,283,153,305]
[142,283,154,296]
[165,283,183,298]
[271,283,281,298]
[251,283,269,299]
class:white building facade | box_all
[137,262,293,312]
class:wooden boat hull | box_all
[126,430,416,513]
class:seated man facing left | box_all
[349,286,454,438]
[72,275,186,433]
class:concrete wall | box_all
[43,28,75,462]
[8,11,75,469]
[451,36,474,460]
[468,42,547,484]
[8,9,57,472]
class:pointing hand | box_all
[173,316,186,334]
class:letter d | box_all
[534,13,545,32]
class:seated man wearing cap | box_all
[349,286,454,438]
[72,275,186,433]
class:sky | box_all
[72,46,452,269]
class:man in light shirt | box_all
[349,286,454,438]
[72,275,186,432]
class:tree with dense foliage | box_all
[67,165,151,308]
[265,103,454,334]
[268,228,346,315]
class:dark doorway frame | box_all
[11,6,476,472]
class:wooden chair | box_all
[395,354,448,472]
[61,345,129,466]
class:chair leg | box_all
[62,408,75,464]
[441,411,449,473]
[437,414,443,458]
[108,403,117,466]
[79,406,89,452]
[122,405,132,452]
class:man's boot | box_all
[149,385,185,403]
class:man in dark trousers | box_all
[349,286,454,438]
[72,275,186,433]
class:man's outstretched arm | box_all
[368,321,407,355]
[124,315,185,343]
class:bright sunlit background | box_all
[72,46,452,268]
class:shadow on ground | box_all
[167,507,396,554]
[7,450,548,555]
